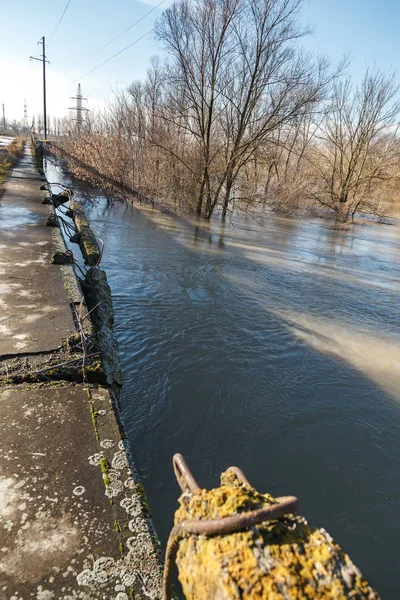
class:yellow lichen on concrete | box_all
[174,473,379,600]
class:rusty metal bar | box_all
[172,453,201,494]
[226,465,252,486]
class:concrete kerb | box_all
[87,388,163,597]
[47,180,164,598]
[45,180,164,597]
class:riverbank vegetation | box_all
[51,0,400,223]
[0,136,25,192]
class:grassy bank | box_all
[0,136,25,193]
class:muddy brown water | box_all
[45,158,400,598]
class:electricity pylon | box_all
[69,84,89,133]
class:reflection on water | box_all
[45,159,400,598]
[271,310,400,400]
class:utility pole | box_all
[30,37,49,139]
[2,104,5,131]
[23,100,28,130]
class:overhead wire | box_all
[63,29,153,88]
[48,0,72,46]
[61,0,168,89]
[97,0,167,52]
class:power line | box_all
[48,0,72,46]
[62,1,166,89]
[63,29,153,88]
[97,0,166,52]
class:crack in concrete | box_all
[0,347,63,361]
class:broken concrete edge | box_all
[41,183,164,596]
[69,199,102,267]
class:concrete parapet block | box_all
[45,206,59,227]
[83,268,122,389]
[69,199,101,266]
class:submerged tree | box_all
[155,0,337,219]
[309,71,400,222]
[53,1,400,225]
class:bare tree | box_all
[309,70,400,222]
[156,0,338,219]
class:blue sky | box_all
[1,0,399,122]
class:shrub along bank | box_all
[0,136,25,191]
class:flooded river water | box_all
[46,159,400,598]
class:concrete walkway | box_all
[0,148,162,600]
[0,147,74,355]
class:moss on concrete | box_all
[90,403,100,441]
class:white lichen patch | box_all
[94,556,115,573]
[100,440,114,449]
[72,487,86,497]
[36,587,54,599]
[120,496,141,518]
[124,478,135,490]
[76,569,94,586]
[18,289,35,298]
[91,394,107,401]
[88,454,103,466]
[105,480,124,499]
[74,437,162,599]
[111,451,129,471]
[122,573,136,586]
